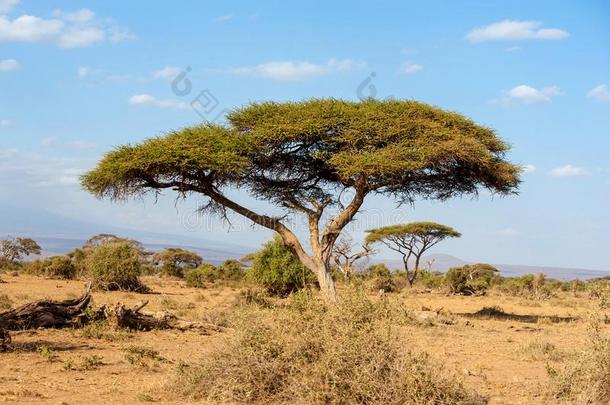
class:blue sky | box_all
[0,0,609,270]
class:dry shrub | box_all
[549,316,610,404]
[172,289,484,404]
[0,293,12,311]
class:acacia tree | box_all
[0,236,41,263]
[81,99,520,301]
[153,248,203,277]
[366,222,461,286]
[332,236,373,280]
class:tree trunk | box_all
[314,263,337,302]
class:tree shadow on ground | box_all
[456,306,577,324]
[6,338,89,353]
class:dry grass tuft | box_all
[170,289,485,404]
[549,315,610,404]
[0,293,12,311]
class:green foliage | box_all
[365,222,461,244]
[153,248,203,278]
[216,259,246,281]
[365,222,461,286]
[445,264,499,295]
[171,289,484,404]
[494,273,554,299]
[83,100,520,206]
[416,270,445,289]
[0,258,21,272]
[0,236,41,263]
[246,237,315,296]
[185,263,218,288]
[26,256,76,279]
[360,263,398,293]
[85,241,146,292]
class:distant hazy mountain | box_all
[378,253,610,281]
[0,203,251,263]
[1,202,608,279]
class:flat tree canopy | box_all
[366,222,461,285]
[82,98,520,300]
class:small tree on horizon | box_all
[366,222,461,286]
[153,247,203,277]
[81,99,520,301]
[0,236,41,263]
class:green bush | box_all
[445,264,498,295]
[216,259,245,281]
[361,263,398,293]
[246,237,315,296]
[416,270,445,289]
[153,248,203,278]
[494,273,555,299]
[85,241,146,292]
[26,256,76,279]
[185,263,218,288]
[0,258,21,272]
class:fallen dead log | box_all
[0,285,225,350]
[0,283,93,331]
[100,301,226,334]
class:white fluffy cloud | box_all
[0,148,91,188]
[466,20,569,43]
[398,62,423,75]
[548,165,589,177]
[0,14,63,42]
[0,58,19,71]
[0,8,131,48]
[505,85,561,104]
[227,59,365,81]
[0,0,19,14]
[153,66,181,81]
[128,94,189,110]
[522,164,536,173]
[214,14,234,23]
[587,84,610,102]
[77,66,89,78]
[0,119,11,127]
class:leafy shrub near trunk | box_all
[171,290,485,404]
[246,237,315,296]
[85,241,147,292]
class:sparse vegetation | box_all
[172,290,485,404]
[26,256,77,279]
[0,294,12,311]
[549,316,610,404]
